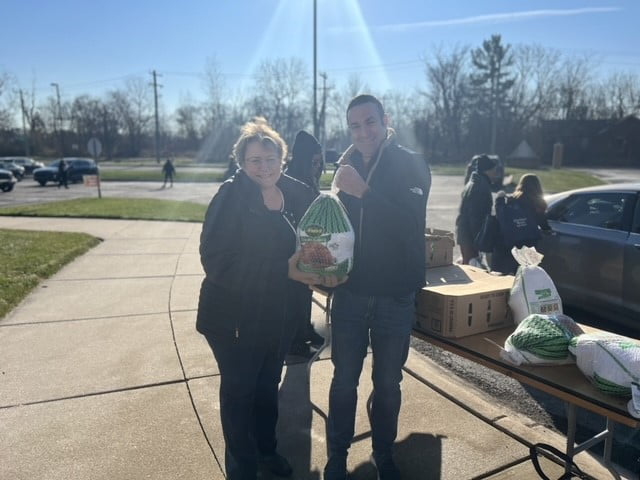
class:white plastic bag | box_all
[569,332,640,397]
[297,193,354,280]
[501,314,583,366]
[508,246,562,324]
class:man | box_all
[325,94,430,480]
[455,154,499,264]
[162,156,176,188]
[57,158,69,189]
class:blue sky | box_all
[2,0,639,113]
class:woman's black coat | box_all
[196,170,314,342]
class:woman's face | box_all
[241,140,282,189]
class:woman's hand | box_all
[288,250,321,285]
[319,274,348,288]
[287,251,348,287]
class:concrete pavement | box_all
[0,216,625,479]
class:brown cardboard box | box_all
[416,264,514,338]
[425,228,455,268]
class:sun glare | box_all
[241,0,391,94]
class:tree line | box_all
[1,35,639,165]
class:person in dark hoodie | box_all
[324,94,430,480]
[196,117,340,480]
[455,154,499,264]
[284,130,326,357]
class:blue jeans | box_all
[327,289,416,457]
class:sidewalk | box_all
[0,217,623,479]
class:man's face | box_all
[347,102,388,159]
[484,165,499,181]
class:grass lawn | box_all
[505,167,605,193]
[320,166,604,193]
[100,169,224,182]
[0,198,207,222]
[0,229,101,318]
[428,165,604,194]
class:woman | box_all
[196,118,326,480]
[284,130,326,357]
[455,154,498,264]
[491,173,550,274]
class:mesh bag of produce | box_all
[297,194,354,279]
[502,314,584,366]
[569,332,640,397]
[508,246,563,324]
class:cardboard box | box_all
[425,228,455,268]
[416,264,514,338]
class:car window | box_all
[632,196,640,234]
[548,192,634,231]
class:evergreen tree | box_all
[470,35,515,154]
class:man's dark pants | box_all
[327,289,415,458]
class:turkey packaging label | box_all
[297,194,354,279]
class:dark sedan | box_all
[0,168,17,192]
[33,158,99,186]
[539,183,640,330]
[0,156,44,175]
[0,160,25,180]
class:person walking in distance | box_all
[324,94,430,480]
[162,156,176,188]
[57,158,69,189]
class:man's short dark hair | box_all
[346,94,385,122]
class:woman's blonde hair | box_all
[232,117,287,167]
[513,173,547,213]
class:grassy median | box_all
[0,198,208,222]
[0,229,101,318]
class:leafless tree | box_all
[249,57,310,142]
[421,45,471,160]
[554,55,595,120]
[0,71,15,130]
[599,72,640,118]
[107,76,152,156]
[70,95,105,152]
[509,44,562,128]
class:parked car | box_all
[0,160,25,180]
[463,154,505,191]
[538,183,640,330]
[33,158,99,186]
[0,168,17,192]
[0,156,44,175]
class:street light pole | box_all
[313,0,318,139]
[50,82,64,158]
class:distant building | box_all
[507,140,540,169]
[541,115,640,166]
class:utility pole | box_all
[151,70,162,164]
[19,90,30,156]
[50,83,64,158]
[312,0,318,138]
[318,72,331,147]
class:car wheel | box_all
[38,180,46,186]
[1,184,13,192]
